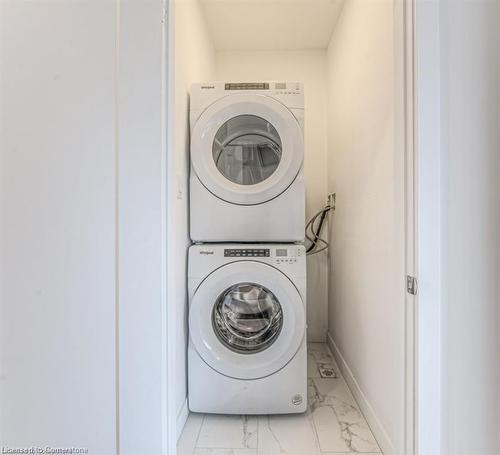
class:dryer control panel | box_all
[224,248,270,258]
[190,81,304,112]
[223,81,302,96]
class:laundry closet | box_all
[172,1,406,454]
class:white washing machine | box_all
[188,243,307,414]
[190,82,305,242]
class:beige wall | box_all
[326,1,405,453]
[215,50,329,342]
[173,0,215,431]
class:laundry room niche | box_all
[172,1,407,454]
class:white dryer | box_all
[190,82,305,242]
[188,244,307,414]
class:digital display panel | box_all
[276,249,288,257]
[225,83,269,90]
[224,248,270,257]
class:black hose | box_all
[306,206,330,253]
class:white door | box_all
[191,93,303,205]
[189,261,305,379]
[0,1,170,454]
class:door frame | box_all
[402,1,443,454]
[395,2,416,454]
[395,0,418,455]
[165,0,178,454]
[164,0,441,453]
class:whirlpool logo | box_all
[199,250,214,255]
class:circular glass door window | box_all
[212,282,283,354]
[212,115,282,185]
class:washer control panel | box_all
[224,248,270,258]
[191,245,305,275]
[274,246,303,264]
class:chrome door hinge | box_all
[406,275,417,295]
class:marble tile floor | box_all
[178,343,382,455]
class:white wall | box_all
[438,1,500,454]
[0,2,117,452]
[215,50,329,342]
[0,1,169,453]
[325,1,405,453]
[173,0,216,434]
[117,0,170,453]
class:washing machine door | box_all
[189,261,305,380]
[191,93,303,205]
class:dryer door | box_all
[191,93,303,205]
[189,261,305,380]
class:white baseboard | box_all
[176,398,189,441]
[327,332,395,455]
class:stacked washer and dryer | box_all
[188,82,307,414]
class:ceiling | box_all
[200,0,345,51]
